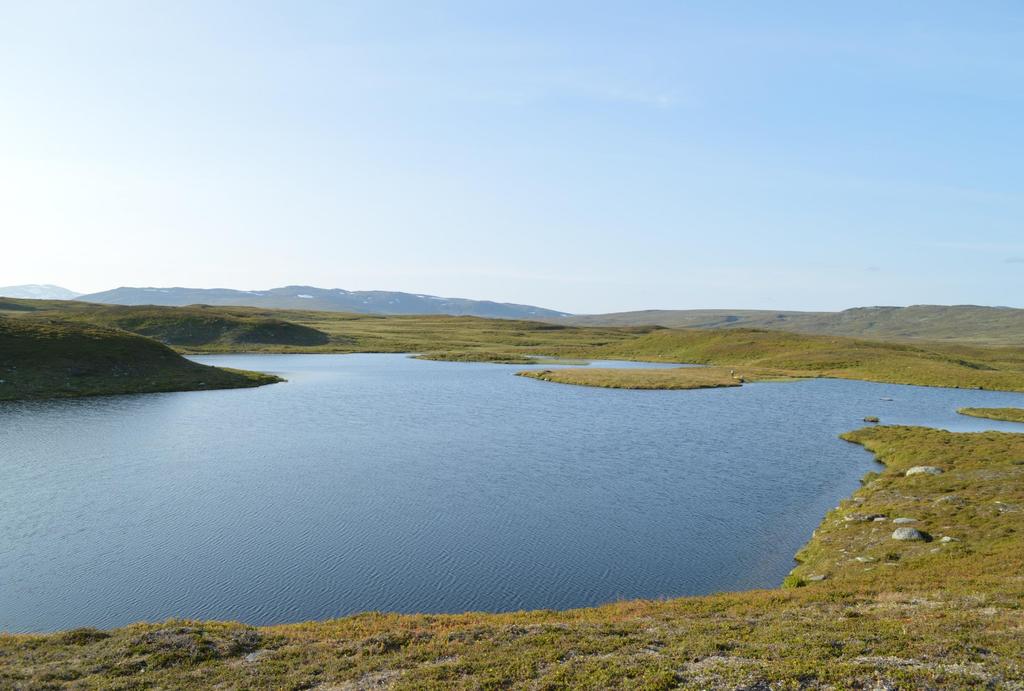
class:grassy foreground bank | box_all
[0,317,280,400]
[2,426,1022,689]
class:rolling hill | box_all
[22,284,1023,344]
[6,298,1024,392]
[526,327,1024,392]
[0,317,281,400]
[77,285,571,319]
[57,305,331,348]
[556,305,1024,345]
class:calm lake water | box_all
[2,354,1023,633]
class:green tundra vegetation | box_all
[519,366,750,389]
[957,407,1024,423]
[4,298,1024,395]
[3,299,1024,685]
[2,425,1021,688]
[63,305,332,348]
[414,350,544,364]
[0,317,280,400]
[1,302,331,348]
[0,298,643,355]
[525,329,1024,392]
[555,304,1024,346]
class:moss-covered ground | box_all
[0,317,280,401]
[5,299,1024,393]
[522,329,1024,393]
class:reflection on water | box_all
[1,354,1022,632]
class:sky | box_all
[1,2,1022,313]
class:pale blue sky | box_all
[2,2,1022,312]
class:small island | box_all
[517,366,789,389]
[957,407,1024,423]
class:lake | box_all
[2,354,1023,632]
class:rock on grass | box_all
[905,466,943,476]
[892,527,930,541]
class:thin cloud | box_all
[1006,257,1024,264]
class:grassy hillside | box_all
[0,317,281,400]
[3,425,1021,688]
[958,407,1024,423]
[6,299,1024,392]
[558,305,1024,345]
[564,328,1024,392]
[61,305,331,348]
[558,308,817,330]
[268,309,647,357]
[0,298,648,355]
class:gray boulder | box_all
[892,517,918,524]
[892,527,928,541]
[905,466,943,476]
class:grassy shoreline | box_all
[958,407,1024,423]
[0,317,282,401]
[2,425,1022,688]
[517,366,800,390]
[540,329,1024,393]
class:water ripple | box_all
[1,354,1023,632]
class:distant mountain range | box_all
[0,284,81,300]
[75,285,572,320]
[555,305,1024,345]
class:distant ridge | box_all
[555,305,1024,345]
[76,285,571,320]
[24,284,1023,343]
[0,284,80,300]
